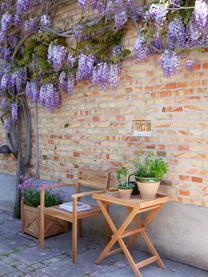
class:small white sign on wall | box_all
[133,120,151,137]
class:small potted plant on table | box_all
[116,166,134,199]
[135,153,168,200]
[19,176,67,238]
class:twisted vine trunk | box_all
[9,96,31,218]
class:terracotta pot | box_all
[118,188,133,199]
[135,177,160,200]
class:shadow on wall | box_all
[0,173,16,211]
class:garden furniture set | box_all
[32,156,170,276]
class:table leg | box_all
[95,201,142,276]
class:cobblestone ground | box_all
[0,211,207,277]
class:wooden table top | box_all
[93,191,170,209]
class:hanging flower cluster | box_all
[0,0,208,131]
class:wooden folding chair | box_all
[39,168,111,263]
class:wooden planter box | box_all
[21,200,67,238]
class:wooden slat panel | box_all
[78,168,110,189]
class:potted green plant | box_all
[116,166,134,199]
[135,153,168,200]
[19,176,67,238]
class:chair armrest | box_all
[71,190,105,199]
[40,183,79,190]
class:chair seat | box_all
[43,204,101,222]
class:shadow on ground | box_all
[0,211,207,277]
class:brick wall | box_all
[0,4,208,207]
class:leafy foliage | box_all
[23,188,64,208]
[117,182,134,190]
[135,153,168,180]
[116,166,129,184]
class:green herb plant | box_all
[135,153,168,180]
[116,166,134,190]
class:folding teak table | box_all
[93,191,170,277]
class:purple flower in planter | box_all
[18,176,36,191]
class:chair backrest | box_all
[78,168,111,190]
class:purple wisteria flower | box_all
[40,14,51,28]
[112,45,124,56]
[168,17,186,50]
[73,24,83,39]
[0,31,6,43]
[1,12,12,32]
[1,98,7,111]
[12,68,27,93]
[67,74,75,95]
[150,35,163,52]
[11,103,18,124]
[3,117,11,130]
[48,44,66,72]
[185,59,194,71]
[16,0,29,14]
[1,73,9,90]
[66,53,75,68]
[0,47,11,62]
[76,54,95,81]
[59,72,67,93]
[91,0,105,13]
[194,0,208,28]
[40,83,60,112]
[115,10,128,29]
[92,62,109,91]
[109,64,119,88]
[14,14,21,28]
[24,19,37,34]
[78,0,87,10]
[134,35,149,61]
[26,81,39,102]
[39,84,47,106]
[145,3,168,28]
[160,50,180,77]
[172,0,180,8]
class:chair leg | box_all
[78,219,82,238]
[39,206,45,249]
[72,220,77,263]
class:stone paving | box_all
[0,211,207,277]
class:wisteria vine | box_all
[0,0,208,131]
